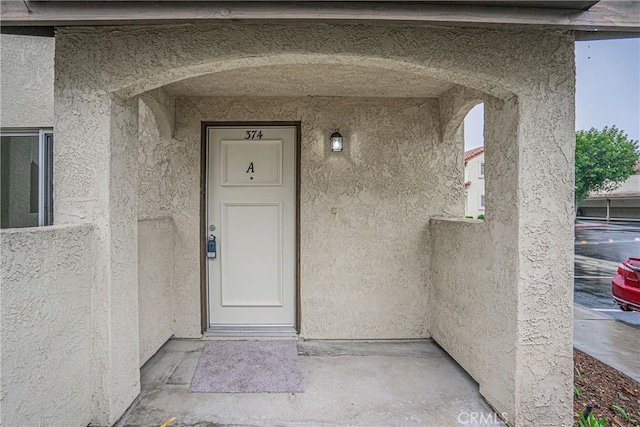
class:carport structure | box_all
[1,1,639,426]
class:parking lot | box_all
[575,221,640,326]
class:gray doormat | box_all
[190,340,304,393]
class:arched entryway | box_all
[53,23,573,425]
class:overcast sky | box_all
[464,38,640,151]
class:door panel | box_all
[206,126,296,333]
[221,140,282,186]
[221,202,282,307]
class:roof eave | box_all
[1,1,638,40]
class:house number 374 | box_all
[244,130,263,140]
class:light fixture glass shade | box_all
[330,131,343,152]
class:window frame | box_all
[480,194,486,210]
[0,128,54,227]
[479,161,485,178]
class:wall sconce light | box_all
[330,131,343,152]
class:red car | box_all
[612,256,640,312]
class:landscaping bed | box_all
[574,349,640,426]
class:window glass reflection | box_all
[0,135,40,228]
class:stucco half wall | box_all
[431,90,574,426]
[0,224,93,427]
[138,217,175,366]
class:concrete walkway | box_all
[118,339,499,426]
[114,306,640,426]
[574,304,640,381]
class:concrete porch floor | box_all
[117,339,499,426]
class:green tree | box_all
[575,126,639,204]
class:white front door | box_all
[206,125,297,336]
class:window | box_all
[480,194,485,210]
[1,129,53,228]
[479,162,485,178]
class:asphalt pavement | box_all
[575,220,640,327]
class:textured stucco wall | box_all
[514,74,575,427]
[433,94,523,423]
[55,24,560,100]
[0,35,54,128]
[54,22,575,425]
[54,71,141,423]
[431,217,517,422]
[137,99,176,365]
[138,217,175,366]
[138,95,176,220]
[432,59,574,426]
[431,95,523,424]
[0,224,93,426]
[142,96,455,339]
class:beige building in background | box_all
[1,1,638,426]
[464,146,486,218]
[578,159,640,220]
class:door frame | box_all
[200,121,302,335]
